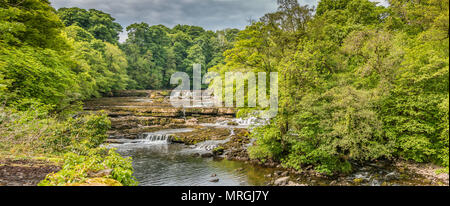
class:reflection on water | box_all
[113,143,273,186]
[108,127,273,186]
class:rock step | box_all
[85,108,235,118]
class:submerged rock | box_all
[191,153,200,158]
[385,172,400,181]
[201,153,214,158]
[274,176,290,186]
[212,147,224,156]
[209,178,220,183]
[227,121,239,126]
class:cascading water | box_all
[192,138,230,152]
[192,128,235,152]
[199,116,269,129]
[125,128,195,145]
[138,133,172,144]
[234,116,269,126]
[230,128,235,136]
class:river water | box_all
[106,127,436,186]
[107,128,274,186]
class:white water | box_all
[137,128,194,144]
[138,133,171,144]
[234,116,268,127]
[193,138,231,152]
[107,128,195,146]
[190,128,235,152]
[199,116,268,130]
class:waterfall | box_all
[195,142,220,151]
[138,133,172,144]
[234,116,269,126]
[134,128,194,145]
[193,129,234,151]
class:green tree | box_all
[57,7,123,44]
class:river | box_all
[85,90,447,186]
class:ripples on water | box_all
[107,128,273,186]
[113,144,273,186]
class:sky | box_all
[49,0,388,42]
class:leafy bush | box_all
[248,124,284,163]
[46,113,111,154]
[250,87,390,175]
[438,97,449,169]
[39,148,138,186]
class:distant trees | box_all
[55,6,239,91]
[57,7,123,44]
[122,23,238,90]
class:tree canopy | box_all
[57,7,123,44]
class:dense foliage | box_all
[0,105,109,155]
[56,7,239,90]
[0,1,129,111]
[57,7,123,44]
[213,0,449,174]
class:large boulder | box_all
[89,169,113,178]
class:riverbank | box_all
[203,128,449,186]
[0,157,61,186]
[208,124,449,186]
